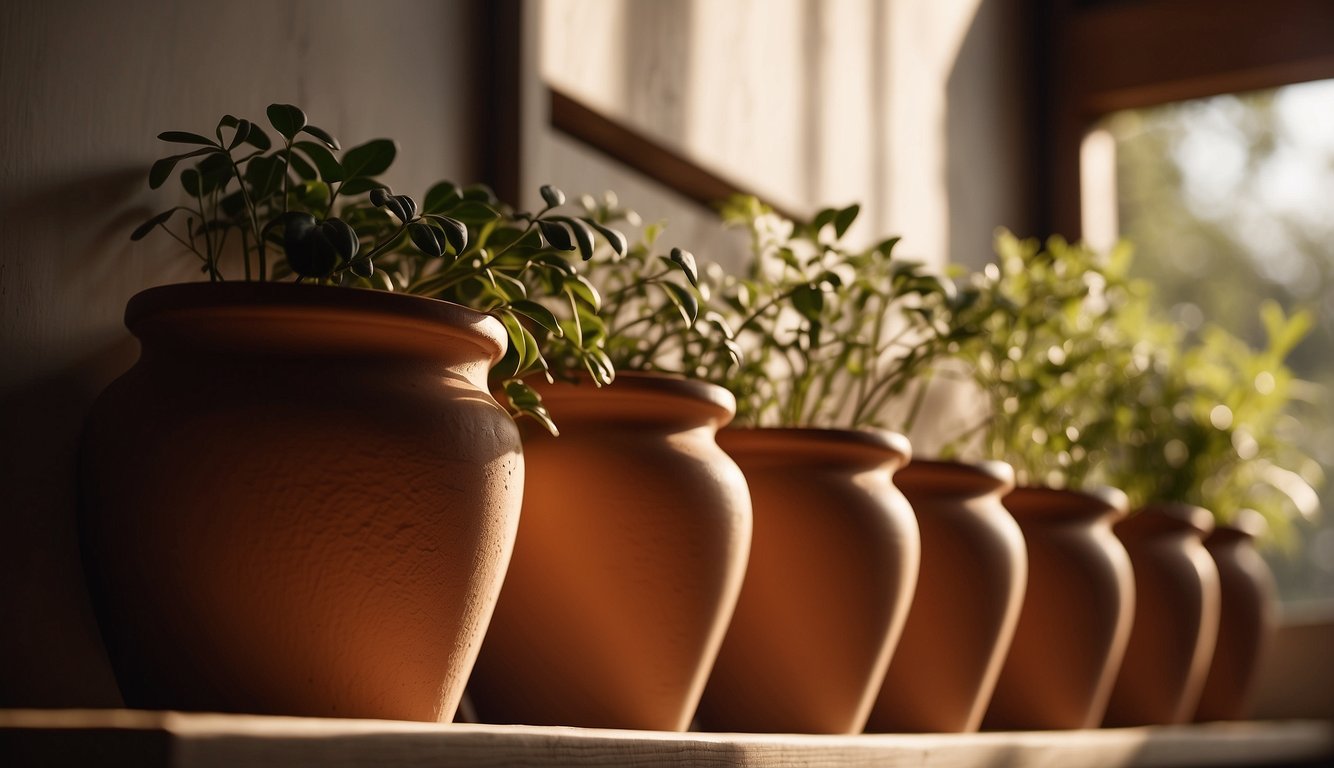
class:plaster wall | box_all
[0,0,480,707]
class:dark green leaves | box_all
[282,213,359,279]
[148,147,215,189]
[503,380,558,436]
[539,219,574,251]
[130,208,180,240]
[266,103,306,141]
[294,140,343,182]
[158,131,215,147]
[540,184,566,208]
[669,247,698,285]
[341,139,396,181]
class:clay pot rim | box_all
[1126,502,1216,536]
[1004,483,1130,522]
[125,281,508,364]
[902,458,1016,485]
[526,370,737,425]
[718,425,912,464]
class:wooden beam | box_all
[1067,0,1334,116]
[548,87,799,221]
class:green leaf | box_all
[586,219,628,256]
[300,124,340,151]
[266,104,307,141]
[583,347,616,386]
[157,131,216,147]
[319,217,359,262]
[669,247,699,286]
[552,216,595,260]
[244,154,285,200]
[511,300,563,337]
[565,274,602,312]
[834,204,860,238]
[227,118,252,149]
[461,184,496,202]
[540,184,566,207]
[339,177,387,196]
[660,282,700,324]
[287,150,316,180]
[425,215,468,252]
[408,221,444,257]
[341,138,396,179]
[792,284,825,320]
[503,380,558,436]
[538,220,574,251]
[243,125,272,151]
[446,201,501,224]
[148,148,215,189]
[423,181,460,214]
[130,208,180,240]
[294,140,344,183]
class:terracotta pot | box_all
[1194,510,1278,722]
[467,373,752,731]
[866,459,1026,733]
[696,428,920,734]
[1104,503,1221,726]
[982,485,1134,730]
[78,282,523,722]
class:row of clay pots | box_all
[469,373,1278,733]
[79,286,1276,728]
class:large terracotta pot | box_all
[1195,509,1278,722]
[696,428,920,734]
[866,459,1027,733]
[467,373,752,731]
[982,485,1135,730]
[78,282,523,722]
[1104,503,1221,726]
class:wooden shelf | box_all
[2,709,1332,767]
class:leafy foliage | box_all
[948,231,1140,488]
[132,106,626,434]
[1102,295,1322,545]
[527,192,741,383]
[702,195,984,429]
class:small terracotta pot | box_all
[982,485,1135,731]
[467,373,752,731]
[866,459,1027,733]
[696,428,920,734]
[1104,503,1221,726]
[79,282,523,722]
[1194,510,1278,722]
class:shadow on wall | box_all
[945,0,1036,267]
[0,344,134,708]
[0,168,167,708]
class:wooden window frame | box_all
[1037,0,1334,237]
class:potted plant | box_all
[1102,298,1319,724]
[955,231,1138,732]
[465,194,753,731]
[679,195,965,735]
[80,105,618,723]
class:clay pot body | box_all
[983,486,1135,730]
[697,428,920,734]
[79,282,523,722]
[1104,503,1221,726]
[1194,511,1278,722]
[467,373,752,731]
[866,460,1027,733]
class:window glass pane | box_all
[1102,79,1334,602]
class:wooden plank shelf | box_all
[2,709,1331,767]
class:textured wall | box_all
[0,0,480,707]
[531,0,1032,270]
